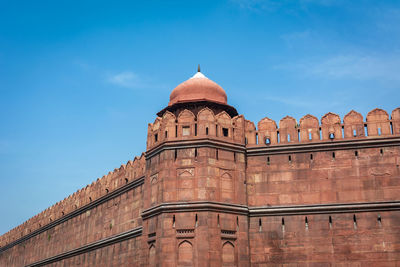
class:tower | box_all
[143,68,250,266]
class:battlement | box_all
[147,108,246,150]
[246,107,400,146]
[147,107,400,150]
[0,154,146,248]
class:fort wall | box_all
[1,106,400,266]
[249,211,400,265]
[0,156,146,266]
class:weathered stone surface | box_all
[1,71,399,266]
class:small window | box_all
[287,134,291,142]
[353,129,357,137]
[165,131,168,138]
[329,133,335,139]
[154,133,158,142]
[378,127,382,136]
[222,128,229,137]
[265,137,271,145]
[309,132,312,140]
[182,126,190,136]
[206,127,209,135]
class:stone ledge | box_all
[0,176,144,253]
[25,227,142,267]
[249,201,400,216]
[141,200,400,219]
[141,201,249,219]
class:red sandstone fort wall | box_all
[249,211,400,265]
[1,106,400,266]
[0,155,146,266]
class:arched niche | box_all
[392,108,400,135]
[197,107,216,136]
[232,115,245,142]
[343,110,365,138]
[258,117,278,145]
[222,241,235,265]
[216,111,232,138]
[245,120,257,145]
[321,112,342,140]
[299,114,320,142]
[279,116,298,144]
[178,240,193,266]
[366,108,390,137]
[150,175,158,205]
[177,109,195,138]
[162,111,176,141]
[221,172,233,201]
[149,244,156,267]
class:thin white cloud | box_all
[107,71,143,89]
[275,54,400,82]
[231,0,338,11]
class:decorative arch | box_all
[343,110,364,138]
[279,116,298,143]
[149,244,156,267]
[222,241,235,265]
[391,108,400,135]
[216,111,232,121]
[245,120,257,145]
[150,174,158,205]
[216,111,232,138]
[197,107,215,120]
[321,112,342,140]
[220,172,234,201]
[152,117,162,131]
[177,109,195,123]
[198,107,216,136]
[178,240,193,265]
[177,109,195,138]
[177,168,194,201]
[162,111,177,140]
[366,108,390,136]
[299,114,319,142]
[258,116,278,145]
[232,115,245,142]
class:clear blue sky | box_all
[1,0,399,235]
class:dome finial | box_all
[197,64,201,72]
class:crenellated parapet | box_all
[0,154,146,248]
[245,107,400,147]
[147,108,246,150]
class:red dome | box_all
[169,72,227,106]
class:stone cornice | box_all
[146,138,246,159]
[146,136,400,159]
[25,227,142,267]
[0,176,144,253]
[141,201,249,219]
[249,201,400,216]
[142,201,400,219]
